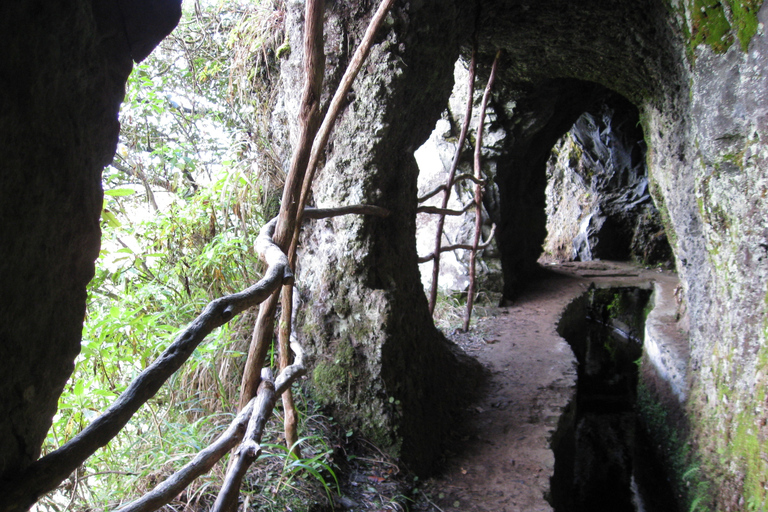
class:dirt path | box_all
[418,261,677,512]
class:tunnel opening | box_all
[413,67,673,306]
[550,286,679,512]
[541,94,673,267]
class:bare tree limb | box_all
[428,48,477,314]
[293,0,398,233]
[417,184,447,204]
[278,1,398,451]
[113,336,304,512]
[303,205,391,219]
[278,284,300,455]
[417,173,485,204]
[114,398,258,512]
[238,0,326,411]
[275,340,306,396]
[417,224,496,263]
[0,221,293,512]
[464,50,501,332]
[214,369,276,512]
[417,203,474,216]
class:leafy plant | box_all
[260,436,340,503]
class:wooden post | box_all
[238,0,326,411]
[428,47,477,314]
[464,50,501,332]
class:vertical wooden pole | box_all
[238,0,326,411]
[428,47,477,314]
[464,50,501,332]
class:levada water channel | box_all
[549,286,679,512]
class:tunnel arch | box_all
[288,0,688,475]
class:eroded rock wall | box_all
[645,3,768,507]
[0,0,179,487]
[544,96,672,265]
[275,0,480,474]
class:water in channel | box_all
[549,286,679,512]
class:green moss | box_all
[311,339,359,403]
[648,176,679,250]
[276,41,291,59]
[683,0,765,56]
[729,0,764,51]
[690,0,735,54]
[697,340,768,510]
[637,378,713,510]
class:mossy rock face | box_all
[685,0,764,54]
[278,0,483,473]
[274,0,768,498]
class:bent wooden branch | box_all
[464,50,501,332]
[417,224,496,263]
[0,221,294,512]
[114,398,258,512]
[213,369,277,512]
[238,0,326,413]
[417,173,485,204]
[114,338,306,512]
[417,203,475,216]
[428,47,477,314]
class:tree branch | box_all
[112,335,305,512]
[303,205,390,219]
[0,220,292,512]
[418,224,496,263]
[429,47,477,313]
[238,0,326,411]
[416,173,485,204]
[417,203,474,216]
[213,369,276,512]
[465,50,501,332]
[113,398,258,512]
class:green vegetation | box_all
[34,1,342,509]
[636,379,714,511]
[685,0,764,56]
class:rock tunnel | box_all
[415,73,673,301]
[285,0,687,475]
[2,0,768,510]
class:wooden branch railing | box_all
[464,50,501,332]
[114,398,259,512]
[0,203,382,512]
[416,173,484,204]
[0,219,294,512]
[426,47,477,314]
[417,223,496,264]
[240,0,396,458]
[213,369,277,512]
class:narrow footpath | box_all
[419,261,680,512]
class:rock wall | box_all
[544,96,673,265]
[275,0,481,474]
[645,3,768,508]
[0,0,178,487]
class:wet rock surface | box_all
[545,97,672,265]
